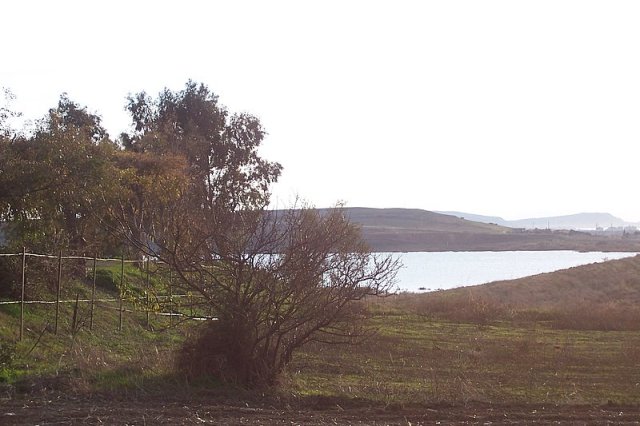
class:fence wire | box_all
[0,249,214,341]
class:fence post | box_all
[119,252,124,332]
[90,255,97,331]
[168,269,173,327]
[19,247,26,341]
[54,250,62,335]
[145,258,150,328]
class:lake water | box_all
[391,251,637,292]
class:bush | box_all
[549,303,640,331]
[406,291,512,325]
[176,320,280,388]
[0,257,20,298]
[93,269,120,293]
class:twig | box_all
[25,322,49,357]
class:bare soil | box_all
[2,394,640,425]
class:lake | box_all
[391,251,637,292]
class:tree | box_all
[1,95,119,255]
[0,88,20,137]
[170,208,399,387]
[113,81,282,262]
[111,82,400,387]
[124,199,399,387]
[123,80,282,211]
[0,88,22,204]
[109,149,189,256]
[0,94,122,297]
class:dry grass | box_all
[461,254,640,309]
[370,255,640,331]
[290,311,640,405]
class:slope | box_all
[337,207,640,252]
[460,254,640,309]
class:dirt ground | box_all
[2,395,640,425]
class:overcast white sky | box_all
[2,1,640,221]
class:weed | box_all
[0,340,16,368]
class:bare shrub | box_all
[549,302,640,331]
[406,290,511,325]
[176,321,264,386]
[123,206,399,388]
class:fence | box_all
[0,249,204,341]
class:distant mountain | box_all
[334,208,640,252]
[437,211,639,230]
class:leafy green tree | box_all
[1,95,118,255]
[0,88,22,204]
[123,81,282,211]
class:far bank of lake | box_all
[392,251,637,292]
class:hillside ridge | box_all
[438,210,639,230]
[330,207,640,252]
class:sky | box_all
[2,1,640,222]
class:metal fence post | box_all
[19,247,26,341]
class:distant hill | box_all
[438,211,639,230]
[338,207,508,234]
[332,208,640,252]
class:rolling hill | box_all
[336,207,640,252]
[437,211,639,230]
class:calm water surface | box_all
[391,251,637,292]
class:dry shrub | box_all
[0,255,86,300]
[375,291,640,332]
[176,321,278,388]
[0,256,20,298]
[405,291,512,325]
[0,256,58,299]
[621,338,640,364]
[549,302,640,331]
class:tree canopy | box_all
[0,95,117,254]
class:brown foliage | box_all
[156,206,399,387]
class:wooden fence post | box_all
[119,252,124,331]
[19,247,26,341]
[145,258,150,328]
[168,269,173,327]
[54,250,62,335]
[90,255,97,331]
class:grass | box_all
[289,311,640,405]
[2,256,640,408]
[0,259,193,391]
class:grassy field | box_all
[2,257,640,423]
[292,310,640,406]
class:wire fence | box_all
[0,249,209,341]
